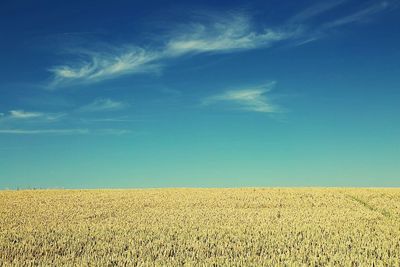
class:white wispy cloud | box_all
[288,1,396,46]
[49,46,161,87]
[202,82,279,113]
[95,128,132,135]
[80,117,142,123]
[0,110,65,121]
[0,128,89,135]
[9,110,43,119]
[47,4,396,88]
[323,1,392,28]
[0,105,132,135]
[165,14,299,55]
[48,14,300,88]
[79,98,128,112]
[289,0,348,23]
[0,128,132,135]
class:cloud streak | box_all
[0,99,133,135]
[0,128,131,135]
[79,98,128,112]
[323,1,392,28]
[9,110,44,119]
[0,97,136,135]
[47,3,396,88]
[165,14,298,55]
[288,1,396,46]
[202,82,279,113]
[0,128,89,135]
[289,0,348,23]
[49,46,160,87]
[0,110,65,122]
[48,13,300,88]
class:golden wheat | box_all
[1,188,399,266]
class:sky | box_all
[0,0,399,188]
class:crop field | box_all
[1,188,400,266]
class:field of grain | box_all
[1,188,399,266]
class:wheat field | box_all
[1,188,399,266]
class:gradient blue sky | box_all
[1,0,399,188]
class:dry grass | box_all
[1,188,400,266]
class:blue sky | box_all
[1,0,399,188]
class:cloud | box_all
[0,110,65,121]
[49,46,160,87]
[290,0,395,27]
[0,128,89,135]
[80,117,143,123]
[48,14,300,88]
[79,98,128,112]
[165,14,299,55]
[202,82,279,113]
[47,4,396,88]
[289,0,348,23]
[9,110,43,119]
[287,1,397,47]
[0,128,131,135]
[323,1,393,28]
[95,128,132,135]
[0,106,132,135]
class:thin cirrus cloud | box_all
[49,46,161,87]
[0,128,131,135]
[288,0,396,45]
[323,1,393,28]
[9,110,43,119]
[164,14,298,56]
[290,0,396,30]
[78,98,128,112]
[202,82,279,113]
[288,0,348,23]
[0,98,125,124]
[0,99,131,135]
[0,128,89,135]
[48,13,301,88]
[290,0,394,25]
[47,2,395,88]
[0,110,65,121]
